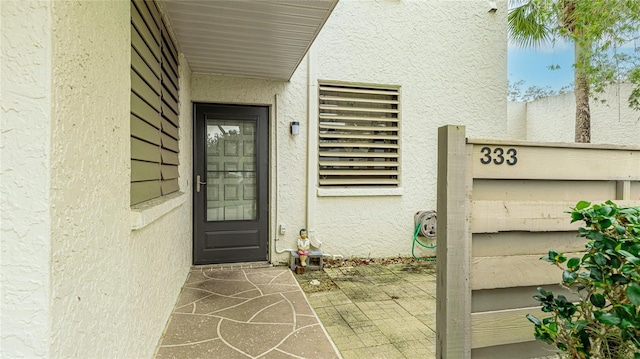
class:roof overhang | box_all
[161,0,338,81]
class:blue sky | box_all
[508,44,575,91]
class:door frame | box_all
[192,102,271,265]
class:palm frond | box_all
[508,0,553,48]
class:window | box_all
[130,0,180,205]
[318,83,400,187]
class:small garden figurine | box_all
[297,228,310,267]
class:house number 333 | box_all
[479,146,517,166]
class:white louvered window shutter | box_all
[318,83,400,187]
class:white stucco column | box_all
[1,1,53,358]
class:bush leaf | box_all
[595,311,621,325]
[626,281,640,306]
[576,201,591,210]
[562,270,577,285]
[567,257,580,270]
[589,293,605,308]
[526,314,542,326]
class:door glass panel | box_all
[206,118,257,221]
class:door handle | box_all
[196,175,207,193]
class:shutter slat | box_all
[162,73,179,103]
[162,19,179,66]
[161,148,179,165]
[131,68,161,111]
[161,64,179,94]
[319,142,399,149]
[319,178,400,186]
[320,105,399,114]
[161,164,179,180]
[131,3,160,60]
[162,41,179,81]
[320,115,398,123]
[161,118,179,140]
[161,133,179,152]
[132,160,160,181]
[320,95,399,105]
[161,179,179,195]
[319,151,399,158]
[131,93,161,128]
[132,29,161,77]
[319,86,399,96]
[131,181,162,205]
[320,124,399,132]
[142,0,161,29]
[319,160,399,167]
[162,102,179,127]
[132,48,161,94]
[319,170,399,176]
[131,115,161,145]
[161,85,179,115]
[132,137,161,162]
[320,133,399,141]
[131,1,160,45]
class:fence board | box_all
[473,200,640,233]
[471,201,580,233]
[473,179,616,201]
[472,232,584,257]
[471,254,575,290]
[471,307,539,349]
[472,284,578,312]
[471,145,640,181]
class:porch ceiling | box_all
[161,0,338,81]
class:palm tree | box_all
[508,0,640,143]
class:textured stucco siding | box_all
[48,2,191,358]
[1,1,52,357]
[507,101,527,140]
[521,92,575,143]
[517,83,640,145]
[192,0,508,260]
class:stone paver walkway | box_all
[304,262,437,359]
[154,264,341,359]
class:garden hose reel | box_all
[414,210,437,238]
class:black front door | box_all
[193,104,269,265]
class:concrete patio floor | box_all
[154,264,341,359]
[302,261,437,359]
[153,260,437,359]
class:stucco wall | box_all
[1,1,52,357]
[48,1,191,358]
[312,0,508,258]
[509,83,640,145]
[192,0,508,260]
[507,101,527,140]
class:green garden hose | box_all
[412,222,437,261]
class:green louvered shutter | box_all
[130,0,180,205]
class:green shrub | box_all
[527,201,640,358]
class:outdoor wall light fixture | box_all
[290,121,300,135]
[488,1,498,12]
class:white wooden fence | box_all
[435,125,640,358]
